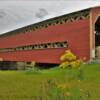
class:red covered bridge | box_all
[0,6,100,64]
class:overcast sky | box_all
[0,0,100,34]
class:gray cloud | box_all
[0,0,100,34]
[35,8,48,19]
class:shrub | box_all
[59,61,69,69]
[60,50,76,62]
[59,50,82,69]
[70,60,82,69]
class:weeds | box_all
[35,65,91,100]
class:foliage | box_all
[59,50,82,69]
[60,50,76,62]
[39,71,90,100]
[36,64,90,100]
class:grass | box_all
[0,64,100,100]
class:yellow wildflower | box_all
[79,88,83,92]
[65,92,71,96]
[66,82,72,90]
[59,61,69,69]
[57,84,66,89]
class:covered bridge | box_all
[0,6,100,64]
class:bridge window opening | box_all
[34,45,38,49]
[43,44,48,48]
[32,45,35,49]
[39,44,44,49]
[48,23,51,26]
[27,46,32,50]
[60,21,63,24]
[64,18,68,22]
[24,46,28,50]
[39,25,42,28]
[56,20,59,24]
[46,43,51,48]
[45,25,48,28]
[38,44,42,49]
[74,15,78,20]
[0,41,68,52]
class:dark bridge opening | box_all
[95,16,100,46]
[95,16,100,58]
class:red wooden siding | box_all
[0,19,90,64]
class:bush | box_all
[59,50,82,69]
[60,50,76,62]
[59,61,69,69]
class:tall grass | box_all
[0,64,99,100]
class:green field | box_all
[0,64,100,100]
